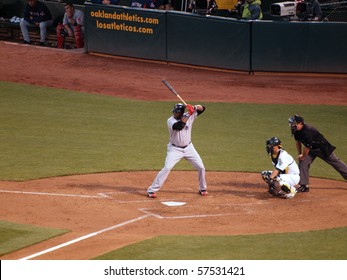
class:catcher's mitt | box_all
[261,171,281,195]
[261,171,272,183]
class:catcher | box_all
[261,137,300,199]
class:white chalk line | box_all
[0,189,153,203]
[19,214,152,260]
[0,189,107,199]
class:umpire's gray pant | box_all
[299,150,347,185]
[20,19,54,43]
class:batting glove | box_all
[186,104,196,115]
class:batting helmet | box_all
[172,103,186,114]
[266,137,282,155]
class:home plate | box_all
[161,201,186,207]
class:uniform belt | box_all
[172,142,191,149]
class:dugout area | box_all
[0,0,85,48]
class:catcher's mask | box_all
[172,103,186,114]
[288,115,304,135]
[266,137,282,155]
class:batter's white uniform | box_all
[271,149,300,190]
[147,110,207,194]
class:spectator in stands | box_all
[57,3,84,49]
[207,0,218,14]
[241,0,263,20]
[90,0,120,5]
[188,0,208,13]
[152,0,163,9]
[156,0,172,10]
[171,0,182,11]
[307,0,322,21]
[130,0,156,8]
[20,0,53,46]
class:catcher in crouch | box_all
[261,137,300,199]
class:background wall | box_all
[85,4,347,73]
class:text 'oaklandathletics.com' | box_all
[91,9,159,34]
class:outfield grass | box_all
[0,220,69,256]
[94,227,347,260]
[1,81,346,181]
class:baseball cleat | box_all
[297,185,310,192]
[147,192,156,198]
[199,190,208,196]
[283,188,297,199]
[281,183,291,194]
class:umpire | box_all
[288,115,347,192]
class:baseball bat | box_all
[162,79,187,106]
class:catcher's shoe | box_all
[147,192,157,198]
[283,187,297,199]
[199,190,208,196]
[281,183,291,194]
[297,185,310,192]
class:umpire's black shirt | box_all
[294,124,335,157]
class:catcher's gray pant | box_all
[20,19,54,43]
[299,150,347,185]
[148,143,207,194]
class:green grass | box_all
[94,227,347,260]
[0,220,69,256]
[1,81,346,181]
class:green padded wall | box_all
[167,12,251,71]
[307,23,347,73]
[251,21,310,72]
[252,21,347,73]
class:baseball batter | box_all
[147,103,207,198]
[261,137,300,199]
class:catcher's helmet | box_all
[288,115,304,134]
[172,103,186,114]
[266,137,282,155]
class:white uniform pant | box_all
[148,143,207,193]
[278,173,300,188]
